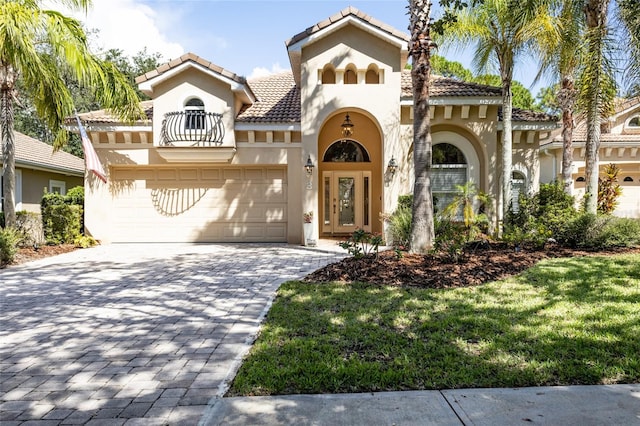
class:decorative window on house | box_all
[344,66,357,84]
[432,143,467,213]
[511,171,527,212]
[627,116,640,131]
[321,65,336,84]
[323,140,370,162]
[365,64,380,84]
[184,98,205,130]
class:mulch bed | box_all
[304,243,640,289]
[5,244,79,267]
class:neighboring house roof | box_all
[2,132,85,176]
[285,6,410,48]
[562,97,640,143]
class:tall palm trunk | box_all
[559,76,576,194]
[1,61,17,228]
[409,0,435,254]
[583,0,610,214]
[499,55,514,231]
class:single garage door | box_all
[108,166,288,242]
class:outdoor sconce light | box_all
[341,113,354,140]
[387,157,398,176]
[304,155,314,177]
[304,155,314,190]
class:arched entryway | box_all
[318,112,383,236]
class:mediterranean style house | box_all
[69,7,637,245]
[0,132,84,214]
[540,97,640,217]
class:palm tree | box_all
[537,0,584,195]
[408,0,437,254]
[1,0,142,228]
[441,0,557,226]
[575,0,639,214]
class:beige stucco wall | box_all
[150,67,237,148]
[298,24,404,236]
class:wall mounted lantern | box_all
[387,157,398,176]
[305,155,314,190]
[304,155,315,177]
[341,113,354,140]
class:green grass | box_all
[228,253,640,396]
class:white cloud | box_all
[48,0,184,61]
[248,63,290,79]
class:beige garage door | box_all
[109,166,287,242]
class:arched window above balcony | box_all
[184,98,205,130]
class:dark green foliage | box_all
[434,217,468,262]
[559,214,640,249]
[0,227,22,266]
[40,188,85,244]
[504,182,577,249]
[65,186,84,206]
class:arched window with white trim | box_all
[510,170,527,212]
[432,143,467,213]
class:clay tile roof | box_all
[286,6,409,47]
[72,100,153,124]
[236,72,300,123]
[401,70,502,97]
[502,108,559,122]
[10,131,84,175]
[135,52,246,86]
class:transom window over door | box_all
[432,143,467,213]
[323,140,370,162]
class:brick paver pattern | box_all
[1,243,344,425]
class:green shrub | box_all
[65,186,84,206]
[41,190,84,244]
[584,216,640,249]
[15,211,44,247]
[73,235,97,248]
[0,227,22,266]
[558,214,640,249]
[386,205,412,248]
[339,228,384,259]
[504,182,578,249]
[434,217,468,262]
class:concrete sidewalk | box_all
[203,384,640,425]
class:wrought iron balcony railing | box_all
[160,111,225,146]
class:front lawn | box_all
[228,252,640,396]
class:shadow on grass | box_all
[228,253,640,396]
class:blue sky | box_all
[60,0,547,95]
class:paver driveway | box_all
[0,243,345,425]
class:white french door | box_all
[322,171,371,234]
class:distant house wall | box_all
[17,167,83,212]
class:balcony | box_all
[157,111,236,162]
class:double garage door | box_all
[108,166,288,243]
